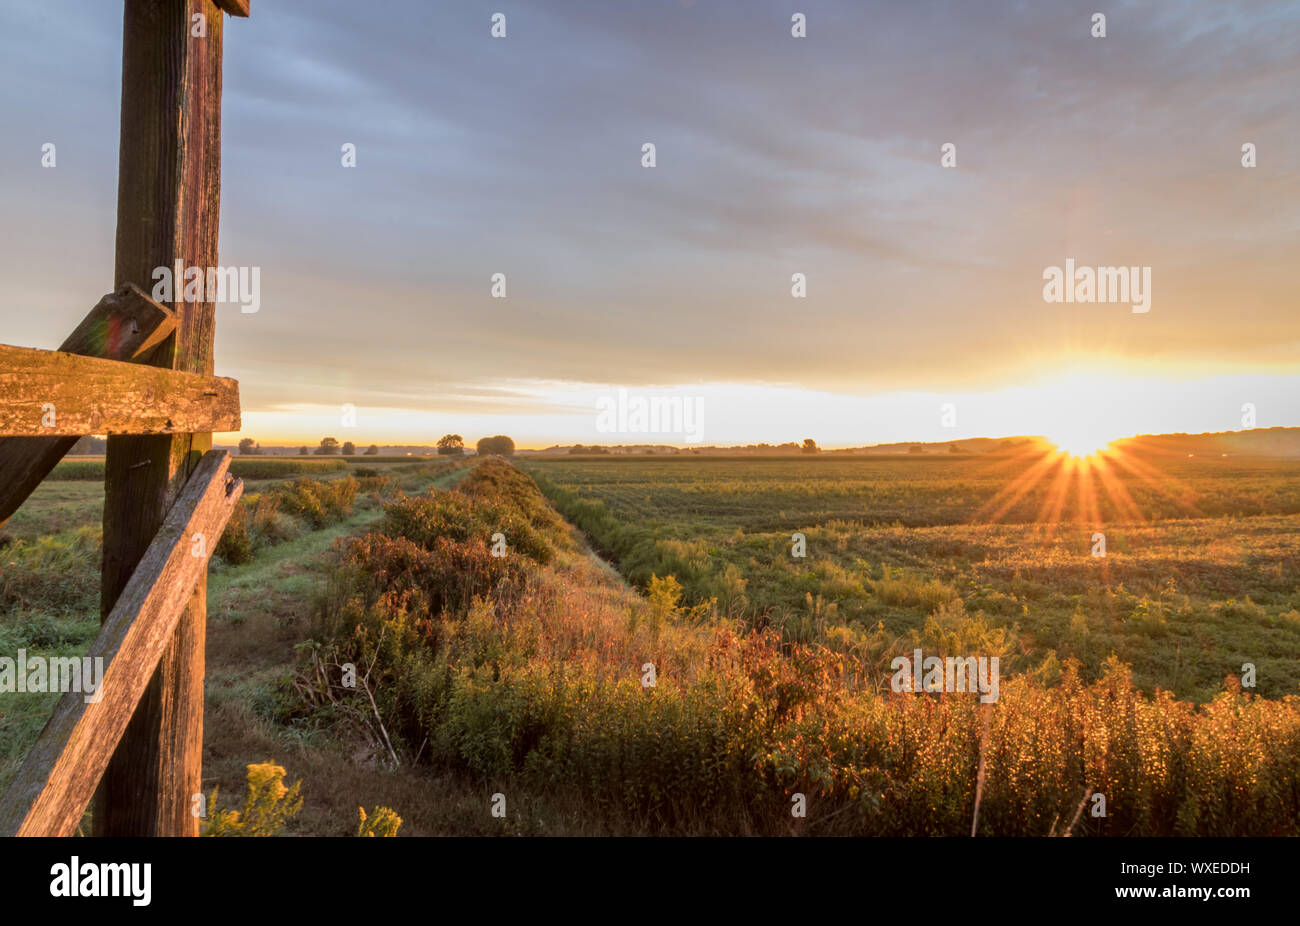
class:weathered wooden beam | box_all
[0,451,242,837]
[0,344,239,437]
[97,0,228,838]
[0,285,174,527]
[214,0,250,17]
[60,284,177,364]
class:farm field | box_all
[522,452,1300,703]
[298,456,1300,836]
[4,453,1299,836]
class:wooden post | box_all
[95,0,227,837]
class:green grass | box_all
[1,482,104,543]
[47,456,353,482]
[0,459,467,796]
[521,453,1300,702]
[0,524,103,794]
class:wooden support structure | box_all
[0,344,240,436]
[0,284,174,527]
[94,0,234,837]
[0,0,249,839]
[0,452,242,837]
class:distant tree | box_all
[949,444,961,453]
[298,446,309,456]
[476,435,515,457]
[342,441,356,456]
[315,437,340,455]
[364,444,380,455]
[437,434,466,456]
[908,445,924,454]
[238,437,257,455]
[801,438,819,454]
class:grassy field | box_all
[4,450,1298,835]
[299,456,1300,835]
[47,456,353,481]
[46,456,468,482]
[521,452,1300,703]
[0,457,469,831]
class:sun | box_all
[1045,426,1116,459]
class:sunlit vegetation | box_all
[203,762,304,837]
[6,449,1296,835]
[523,454,1300,702]
[294,457,1300,835]
[199,760,402,837]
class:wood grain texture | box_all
[97,0,227,837]
[213,0,250,16]
[0,451,242,837]
[60,284,177,364]
[0,285,175,527]
[0,344,239,436]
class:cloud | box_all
[1,0,1296,440]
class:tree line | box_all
[237,435,516,457]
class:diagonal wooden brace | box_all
[0,285,175,527]
[213,0,250,16]
[0,450,243,837]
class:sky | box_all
[1,0,1297,449]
